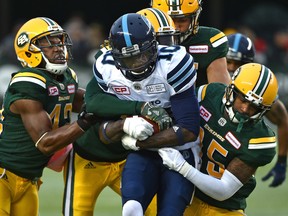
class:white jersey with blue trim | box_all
[93,45,196,110]
[93,45,197,150]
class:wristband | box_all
[101,122,113,144]
[35,132,48,148]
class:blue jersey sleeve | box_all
[170,85,200,136]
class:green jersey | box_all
[181,26,228,87]
[0,67,78,180]
[73,77,143,162]
[73,123,131,162]
[196,83,276,210]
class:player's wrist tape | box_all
[179,161,193,177]
[101,122,113,143]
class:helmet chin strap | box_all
[42,54,68,75]
[225,106,250,133]
[120,64,156,82]
[130,70,146,75]
[233,112,250,132]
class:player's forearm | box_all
[72,88,85,113]
[36,122,84,155]
[277,127,288,157]
[136,127,197,149]
[266,100,288,157]
[183,165,243,201]
[99,120,125,144]
[276,126,288,166]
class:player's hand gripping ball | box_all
[141,102,172,131]
[140,116,160,134]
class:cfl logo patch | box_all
[200,105,211,122]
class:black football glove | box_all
[140,102,172,131]
[77,104,99,131]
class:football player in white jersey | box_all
[92,13,200,216]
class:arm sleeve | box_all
[85,77,143,118]
[182,162,243,201]
[170,85,200,136]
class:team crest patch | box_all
[225,132,241,149]
[67,84,75,94]
[200,105,211,121]
[146,83,166,94]
[16,33,29,47]
[59,83,65,90]
[48,86,59,96]
[112,86,130,95]
[189,45,208,54]
[133,82,142,91]
[218,117,227,126]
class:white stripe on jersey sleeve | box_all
[10,77,46,89]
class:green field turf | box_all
[39,168,122,216]
[39,157,288,216]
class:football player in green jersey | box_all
[62,9,178,216]
[0,17,97,216]
[151,0,231,87]
[227,33,287,187]
[158,63,279,215]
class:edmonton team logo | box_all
[17,33,29,48]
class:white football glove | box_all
[121,135,140,151]
[123,116,154,141]
[158,148,191,177]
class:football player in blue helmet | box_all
[62,12,181,216]
[109,13,158,82]
[227,33,288,188]
[226,33,255,76]
[89,12,200,216]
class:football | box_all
[140,116,160,134]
